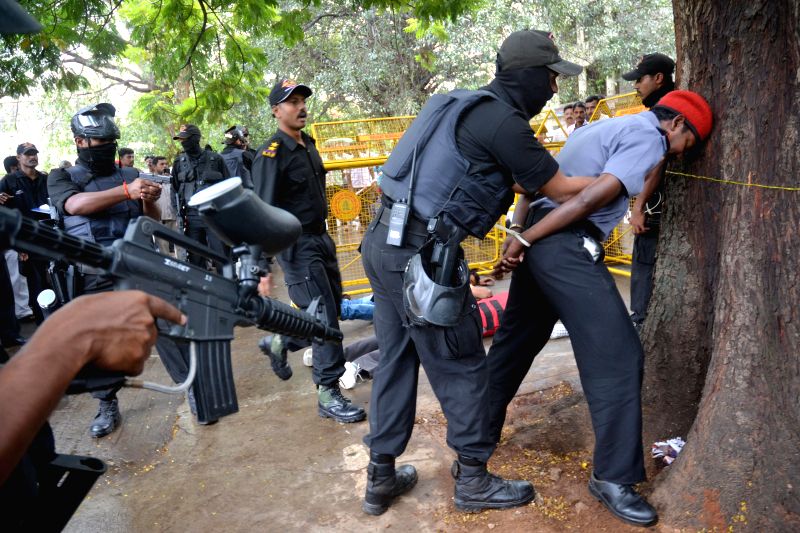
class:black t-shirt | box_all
[455,98,559,194]
[47,167,86,216]
[251,130,328,233]
[0,170,49,216]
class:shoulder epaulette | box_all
[261,139,280,158]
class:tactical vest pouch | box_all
[200,170,223,184]
[441,170,516,239]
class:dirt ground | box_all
[13,267,676,532]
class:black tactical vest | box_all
[61,164,141,246]
[381,89,516,239]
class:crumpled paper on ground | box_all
[651,437,685,466]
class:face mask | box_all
[181,136,202,158]
[77,142,118,176]
[488,66,555,120]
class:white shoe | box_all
[303,348,313,367]
[550,321,569,339]
[339,362,361,390]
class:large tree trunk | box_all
[642,1,800,529]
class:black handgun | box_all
[137,171,172,185]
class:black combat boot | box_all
[317,383,366,423]
[90,398,121,438]
[362,453,418,516]
[258,334,292,380]
[451,456,535,512]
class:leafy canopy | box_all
[2,0,481,123]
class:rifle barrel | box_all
[0,206,112,269]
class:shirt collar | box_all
[275,129,312,151]
[642,110,661,128]
[643,111,669,152]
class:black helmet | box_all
[70,103,120,140]
[223,124,249,145]
[402,253,470,327]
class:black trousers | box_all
[344,335,381,376]
[487,226,646,484]
[21,258,49,324]
[1,253,21,339]
[184,211,230,270]
[276,232,346,386]
[630,228,659,325]
[361,218,495,461]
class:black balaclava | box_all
[77,141,118,176]
[643,80,675,109]
[181,134,203,159]
[485,66,555,120]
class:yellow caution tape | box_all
[667,170,800,192]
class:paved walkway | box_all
[31,267,632,532]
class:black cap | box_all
[622,53,675,81]
[173,124,202,140]
[0,0,42,35]
[16,142,38,155]
[497,30,582,76]
[269,79,313,106]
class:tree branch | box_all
[303,11,353,32]
[62,51,163,93]
[182,0,209,72]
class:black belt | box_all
[529,206,605,243]
[377,205,429,237]
[376,206,430,247]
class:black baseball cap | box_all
[16,142,38,155]
[497,30,582,76]
[173,124,202,140]
[622,53,675,81]
[269,79,313,106]
[0,0,42,35]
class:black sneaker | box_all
[258,335,292,380]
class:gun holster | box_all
[47,260,80,306]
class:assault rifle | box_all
[1,180,335,530]
[0,179,338,423]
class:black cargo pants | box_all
[360,214,495,462]
[276,232,346,386]
[486,217,646,484]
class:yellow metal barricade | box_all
[310,117,415,171]
[530,109,569,143]
[589,91,645,122]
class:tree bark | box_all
[643,1,800,529]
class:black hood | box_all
[484,66,555,120]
